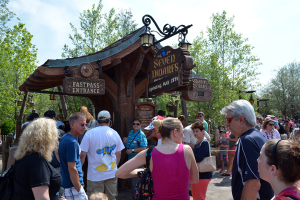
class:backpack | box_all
[0,163,15,200]
[135,147,154,200]
[278,123,285,135]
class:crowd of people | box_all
[9,100,300,200]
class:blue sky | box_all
[8,0,300,92]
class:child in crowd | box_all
[218,130,229,173]
[90,192,108,200]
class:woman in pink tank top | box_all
[116,118,199,200]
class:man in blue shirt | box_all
[198,112,208,132]
[59,112,88,200]
[220,100,274,200]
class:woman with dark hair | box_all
[191,121,213,200]
[261,117,281,140]
[123,118,148,199]
[116,118,199,200]
[257,139,300,199]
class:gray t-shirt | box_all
[219,137,229,155]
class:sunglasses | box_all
[268,123,275,126]
[226,117,234,123]
[133,123,140,125]
[78,123,86,127]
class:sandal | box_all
[221,173,231,176]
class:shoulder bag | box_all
[197,141,216,172]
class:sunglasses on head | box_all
[133,123,140,125]
[226,117,234,123]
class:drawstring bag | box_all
[135,147,154,200]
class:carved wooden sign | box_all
[135,102,157,130]
[147,46,195,96]
[63,63,105,95]
[182,77,213,101]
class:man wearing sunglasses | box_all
[80,110,124,200]
[198,112,208,132]
[58,112,88,200]
[220,100,273,200]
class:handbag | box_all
[135,147,154,200]
[124,130,140,162]
[0,163,15,200]
[197,141,216,172]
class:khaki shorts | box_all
[87,177,118,200]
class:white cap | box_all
[98,110,111,119]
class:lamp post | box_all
[291,104,296,119]
[264,102,268,118]
[139,15,193,51]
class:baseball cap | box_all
[144,115,164,130]
[98,110,111,119]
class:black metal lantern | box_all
[139,15,192,50]
[32,107,36,113]
[179,37,192,51]
[50,88,56,100]
[146,98,153,103]
[249,94,254,105]
[17,98,22,106]
[88,103,93,114]
[29,100,34,107]
[265,102,268,110]
[140,27,154,47]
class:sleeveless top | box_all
[151,144,190,200]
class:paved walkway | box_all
[0,154,233,200]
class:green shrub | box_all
[0,120,16,135]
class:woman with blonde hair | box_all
[116,118,199,200]
[257,139,300,199]
[261,117,281,140]
[13,118,64,200]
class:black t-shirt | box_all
[231,128,274,200]
[13,152,62,200]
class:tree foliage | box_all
[187,11,261,127]
[260,61,300,118]
[0,23,38,121]
[61,0,137,58]
[0,0,17,41]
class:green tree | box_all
[260,61,300,118]
[0,23,38,121]
[0,0,17,41]
[188,11,261,127]
[61,0,137,58]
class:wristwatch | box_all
[132,149,135,152]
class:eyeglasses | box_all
[198,115,203,117]
[268,123,275,126]
[226,117,234,123]
[133,123,140,125]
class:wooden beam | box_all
[135,77,148,102]
[57,86,68,120]
[126,53,145,96]
[16,91,28,143]
[102,73,118,105]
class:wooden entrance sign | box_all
[63,63,105,95]
[146,46,195,96]
[182,77,213,101]
[135,102,157,130]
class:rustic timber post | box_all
[180,93,188,127]
[16,91,28,143]
[57,86,68,120]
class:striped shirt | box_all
[125,129,147,160]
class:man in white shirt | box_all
[80,110,124,200]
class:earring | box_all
[271,172,273,175]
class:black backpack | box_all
[278,123,285,135]
[0,163,14,200]
[135,147,154,200]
